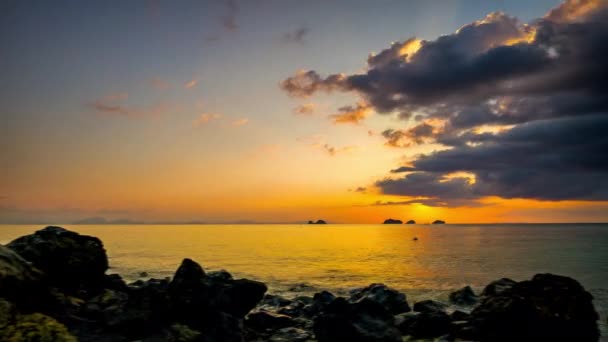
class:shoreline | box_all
[0,226,603,341]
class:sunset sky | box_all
[1,0,607,224]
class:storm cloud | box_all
[282,0,608,205]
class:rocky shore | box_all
[0,226,601,341]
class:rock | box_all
[0,244,55,312]
[466,273,600,341]
[481,277,517,297]
[139,271,149,277]
[449,285,478,306]
[348,283,410,314]
[0,298,16,329]
[432,220,445,224]
[268,327,312,342]
[305,290,336,316]
[217,278,268,317]
[383,218,402,224]
[395,311,451,339]
[202,311,244,342]
[314,297,402,342]
[104,273,129,292]
[0,312,77,342]
[406,220,416,224]
[259,294,292,308]
[7,226,109,296]
[208,269,233,281]
[308,220,326,224]
[167,323,202,342]
[246,311,296,331]
[450,310,470,321]
[413,299,447,313]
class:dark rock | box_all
[268,327,312,342]
[314,297,402,342]
[293,295,313,305]
[207,269,233,281]
[305,290,336,316]
[1,312,77,342]
[383,218,403,224]
[104,274,129,292]
[450,310,470,321]
[432,220,445,224]
[217,278,268,317]
[7,226,109,296]
[395,311,451,339]
[466,273,600,341]
[139,271,149,277]
[406,220,416,224]
[167,323,202,342]
[449,285,478,306]
[349,283,410,314]
[308,220,327,224]
[413,299,447,313]
[481,277,517,297]
[201,311,244,342]
[246,311,296,331]
[259,294,292,308]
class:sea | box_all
[1,223,607,338]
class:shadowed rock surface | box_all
[449,285,479,306]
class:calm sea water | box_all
[1,224,607,336]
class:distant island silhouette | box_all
[433,220,446,224]
[383,218,402,224]
[308,220,327,224]
[406,220,416,224]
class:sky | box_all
[1,0,607,224]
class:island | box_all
[432,220,446,224]
[308,220,327,224]
[383,218,403,224]
[406,220,416,224]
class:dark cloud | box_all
[282,0,608,206]
[222,0,239,32]
[282,27,310,44]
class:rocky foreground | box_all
[0,226,601,341]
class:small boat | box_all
[413,237,418,241]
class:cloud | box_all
[329,101,372,124]
[354,186,367,193]
[89,94,170,119]
[193,113,222,126]
[281,0,608,205]
[184,78,199,89]
[282,27,310,44]
[293,103,316,116]
[222,0,239,32]
[232,118,249,126]
[321,144,356,156]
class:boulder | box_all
[7,226,109,295]
[348,283,410,314]
[466,273,600,341]
[0,244,53,311]
[413,299,447,313]
[246,311,296,331]
[450,310,470,321]
[314,297,402,342]
[449,285,478,306]
[216,278,268,317]
[395,311,451,339]
[268,327,312,342]
[481,277,517,297]
[304,290,336,317]
[383,218,402,224]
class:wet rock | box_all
[383,218,402,224]
[467,273,600,341]
[305,290,336,316]
[395,310,451,339]
[349,283,410,314]
[481,277,517,297]
[208,269,233,281]
[246,311,296,331]
[104,273,129,292]
[449,285,478,306]
[259,294,292,308]
[413,299,447,313]
[7,226,109,296]
[314,297,401,342]
[268,327,312,342]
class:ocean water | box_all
[1,224,607,337]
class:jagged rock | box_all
[268,327,312,342]
[0,244,54,312]
[466,273,600,341]
[413,299,447,313]
[208,269,233,281]
[383,218,402,224]
[450,310,470,321]
[246,311,296,331]
[349,283,410,314]
[304,290,336,317]
[314,297,401,342]
[449,285,478,305]
[481,277,517,297]
[7,226,109,296]
[395,311,451,338]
